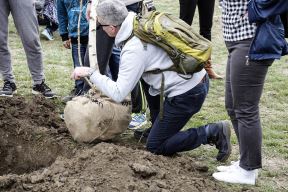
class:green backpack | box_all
[133,10,212,75]
[131,10,212,119]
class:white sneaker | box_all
[41,29,54,41]
[217,160,239,172]
[213,166,258,185]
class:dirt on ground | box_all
[0,96,229,192]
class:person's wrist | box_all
[61,33,69,41]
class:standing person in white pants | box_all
[0,0,55,98]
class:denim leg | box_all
[131,82,142,113]
[146,76,209,155]
[109,46,120,81]
[71,43,87,91]
[141,80,159,124]
[225,40,273,170]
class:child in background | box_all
[57,0,90,100]
[38,0,58,41]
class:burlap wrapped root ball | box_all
[64,96,131,143]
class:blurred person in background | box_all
[37,0,59,41]
[57,0,90,101]
[179,0,222,79]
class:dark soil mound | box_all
[0,96,77,176]
[0,96,229,192]
[1,143,227,192]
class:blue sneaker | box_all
[128,113,147,130]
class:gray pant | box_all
[225,39,273,170]
[0,0,44,85]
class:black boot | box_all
[205,121,231,162]
[134,127,151,143]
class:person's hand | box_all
[86,1,92,21]
[63,39,71,49]
[71,67,93,80]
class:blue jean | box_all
[146,75,209,155]
[71,43,88,91]
[109,45,120,81]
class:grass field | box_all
[2,0,288,191]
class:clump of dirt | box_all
[0,96,229,192]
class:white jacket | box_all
[90,12,206,103]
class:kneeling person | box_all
[72,0,231,161]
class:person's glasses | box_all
[96,20,110,30]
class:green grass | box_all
[2,1,288,191]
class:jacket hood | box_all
[115,12,136,48]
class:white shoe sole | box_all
[128,120,147,130]
[0,90,17,97]
[212,172,256,185]
[217,160,240,172]
[0,94,13,97]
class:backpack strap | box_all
[139,81,148,113]
[159,73,165,120]
[120,33,134,50]
[122,33,148,52]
